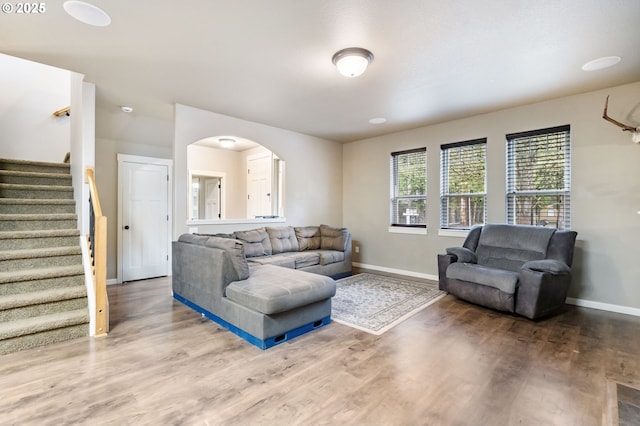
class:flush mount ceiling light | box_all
[219,138,236,149]
[332,47,374,77]
[63,1,111,27]
[581,56,622,71]
[120,106,133,113]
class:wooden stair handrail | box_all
[85,167,109,335]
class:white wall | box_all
[0,54,70,162]
[173,104,343,237]
[343,81,640,312]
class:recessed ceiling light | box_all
[369,117,386,124]
[120,106,133,113]
[581,56,621,71]
[63,1,111,27]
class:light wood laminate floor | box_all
[1,274,639,425]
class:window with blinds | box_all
[440,138,487,229]
[390,148,426,227]
[506,125,571,230]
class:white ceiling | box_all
[1,0,639,143]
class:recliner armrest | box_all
[446,246,477,264]
[522,259,570,275]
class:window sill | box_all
[388,226,427,235]
[438,228,470,238]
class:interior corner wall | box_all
[0,54,71,162]
[343,81,640,311]
[173,104,343,238]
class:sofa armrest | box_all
[437,254,457,292]
[517,259,572,319]
[522,259,570,275]
[445,247,477,264]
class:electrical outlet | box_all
[355,245,360,253]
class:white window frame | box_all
[506,125,571,230]
[390,147,427,229]
[440,138,487,230]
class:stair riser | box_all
[0,297,87,322]
[1,236,79,250]
[0,161,70,175]
[0,203,75,214]
[0,323,88,355]
[0,188,74,200]
[0,275,85,296]
[0,254,82,272]
[0,175,71,186]
[0,219,77,231]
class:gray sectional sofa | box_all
[172,225,352,349]
[438,224,577,320]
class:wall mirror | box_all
[187,136,285,221]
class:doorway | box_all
[117,154,173,282]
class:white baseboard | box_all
[565,297,640,317]
[107,279,120,285]
[352,262,439,282]
[354,262,640,318]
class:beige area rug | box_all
[332,273,446,335]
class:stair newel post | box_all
[85,168,109,335]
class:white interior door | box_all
[121,160,169,282]
[247,155,272,218]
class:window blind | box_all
[440,138,487,229]
[506,125,571,230]
[390,148,426,227]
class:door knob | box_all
[124,225,130,230]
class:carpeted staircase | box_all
[0,158,89,355]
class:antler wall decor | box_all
[602,96,640,144]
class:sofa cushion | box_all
[320,224,347,251]
[293,252,320,268]
[447,262,520,294]
[475,224,555,272]
[178,233,210,246]
[266,226,299,254]
[295,226,321,251]
[234,228,272,258]
[247,253,296,269]
[202,237,250,280]
[225,265,336,315]
[317,250,345,265]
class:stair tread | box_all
[0,213,77,220]
[0,246,82,261]
[0,183,73,191]
[0,286,86,310]
[0,198,75,205]
[0,170,71,178]
[0,229,80,239]
[0,265,84,284]
[0,308,88,340]
[0,158,69,168]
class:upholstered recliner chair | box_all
[438,224,577,320]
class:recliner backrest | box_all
[475,224,555,272]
